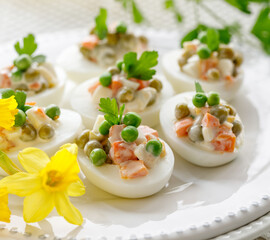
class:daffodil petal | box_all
[60,143,78,156]
[67,178,85,197]
[0,172,41,197]
[18,148,50,173]
[0,96,18,130]
[54,191,83,225]
[23,189,54,223]
[0,188,11,223]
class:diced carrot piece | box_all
[29,82,41,90]
[120,160,149,179]
[110,141,137,165]
[0,73,11,88]
[199,58,218,80]
[202,113,220,128]
[88,81,100,94]
[36,108,47,118]
[211,132,236,152]
[25,102,36,106]
[81,34,99,50]
[129,78,150,90]
[225,75,234,82]
[110,79,123,96]
[174,117,194,137]
[138,125,159,141]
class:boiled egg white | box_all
[159,92,244,167]
[162,49,243,101]
[78,140,174,198]
[0,109,83,176]
[69,76,174,128]
[57,45,106,82]
[26,66,66,107]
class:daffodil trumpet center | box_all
[42,170,66,192]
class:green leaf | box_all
[0,150,21,175]
[99,97,124,125]
[206,28,220,51]
[14,34,38,56]
[132,1,144,23]
[32,54,46,63]
[165,0,173,9]
[181,24,207,47]
[218,27,232,44]
[195,81,204,93]
[123,51,158,80]
[95,8,108,40]
[15,90,27,110]
[251,7,270,54]
[118,104,125,123]
[225,0,251,14]
[175,12,183,22]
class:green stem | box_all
[0,151,21,175]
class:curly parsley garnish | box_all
[99,97,125,125]
[123,51,158,80]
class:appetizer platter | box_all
[0,34,66,106]
[0,28,270,240]
[70,50,174,128]
[57,8,148,82]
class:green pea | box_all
[99,72,112,87]
[123,112,142,127]
[197,46,211,59]
[192,93,208,108]
[14,54,32,71]
[0,89,15,99]
[121,126,138,142]
[99,120,111,135]
[90,148,107,166]
[198,31,207,43]
[11,69,23,82]
[116,60,123,71]
[45,104,61,120]
[116,22,127,34]
[146,139,163,157]
[207,92,220,106]
[14,109,26,127]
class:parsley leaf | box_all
[225,0,251,14]
[132,1,144,23]
[180,24,207,47]
[164,0,183,23]
[32,54,46,63]
[99,97,125,125]
[206,28,219,51]
[251,7,270,54]
[123,51,158,80]
[15,91,27,110]
[95,8,108,40]
[195,81,204,93]
[14,34,37,56]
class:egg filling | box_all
[178,40,243,83]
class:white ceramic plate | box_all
[0,29,270,240]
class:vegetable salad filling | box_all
[0,34,57,96]
[89,50,163,113]
[76,98,166,179]
[80,8,147,67]
[0,89,61,152]
[174,82,243,153]
[178,28,243,82]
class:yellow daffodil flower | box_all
[0,188,11,223]
[0,144,85,225]
[0,96,18,130]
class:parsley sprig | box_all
[94,8,108,40]
[12,34,46,82]
[122,51,158,80]
[99,97,125,125]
